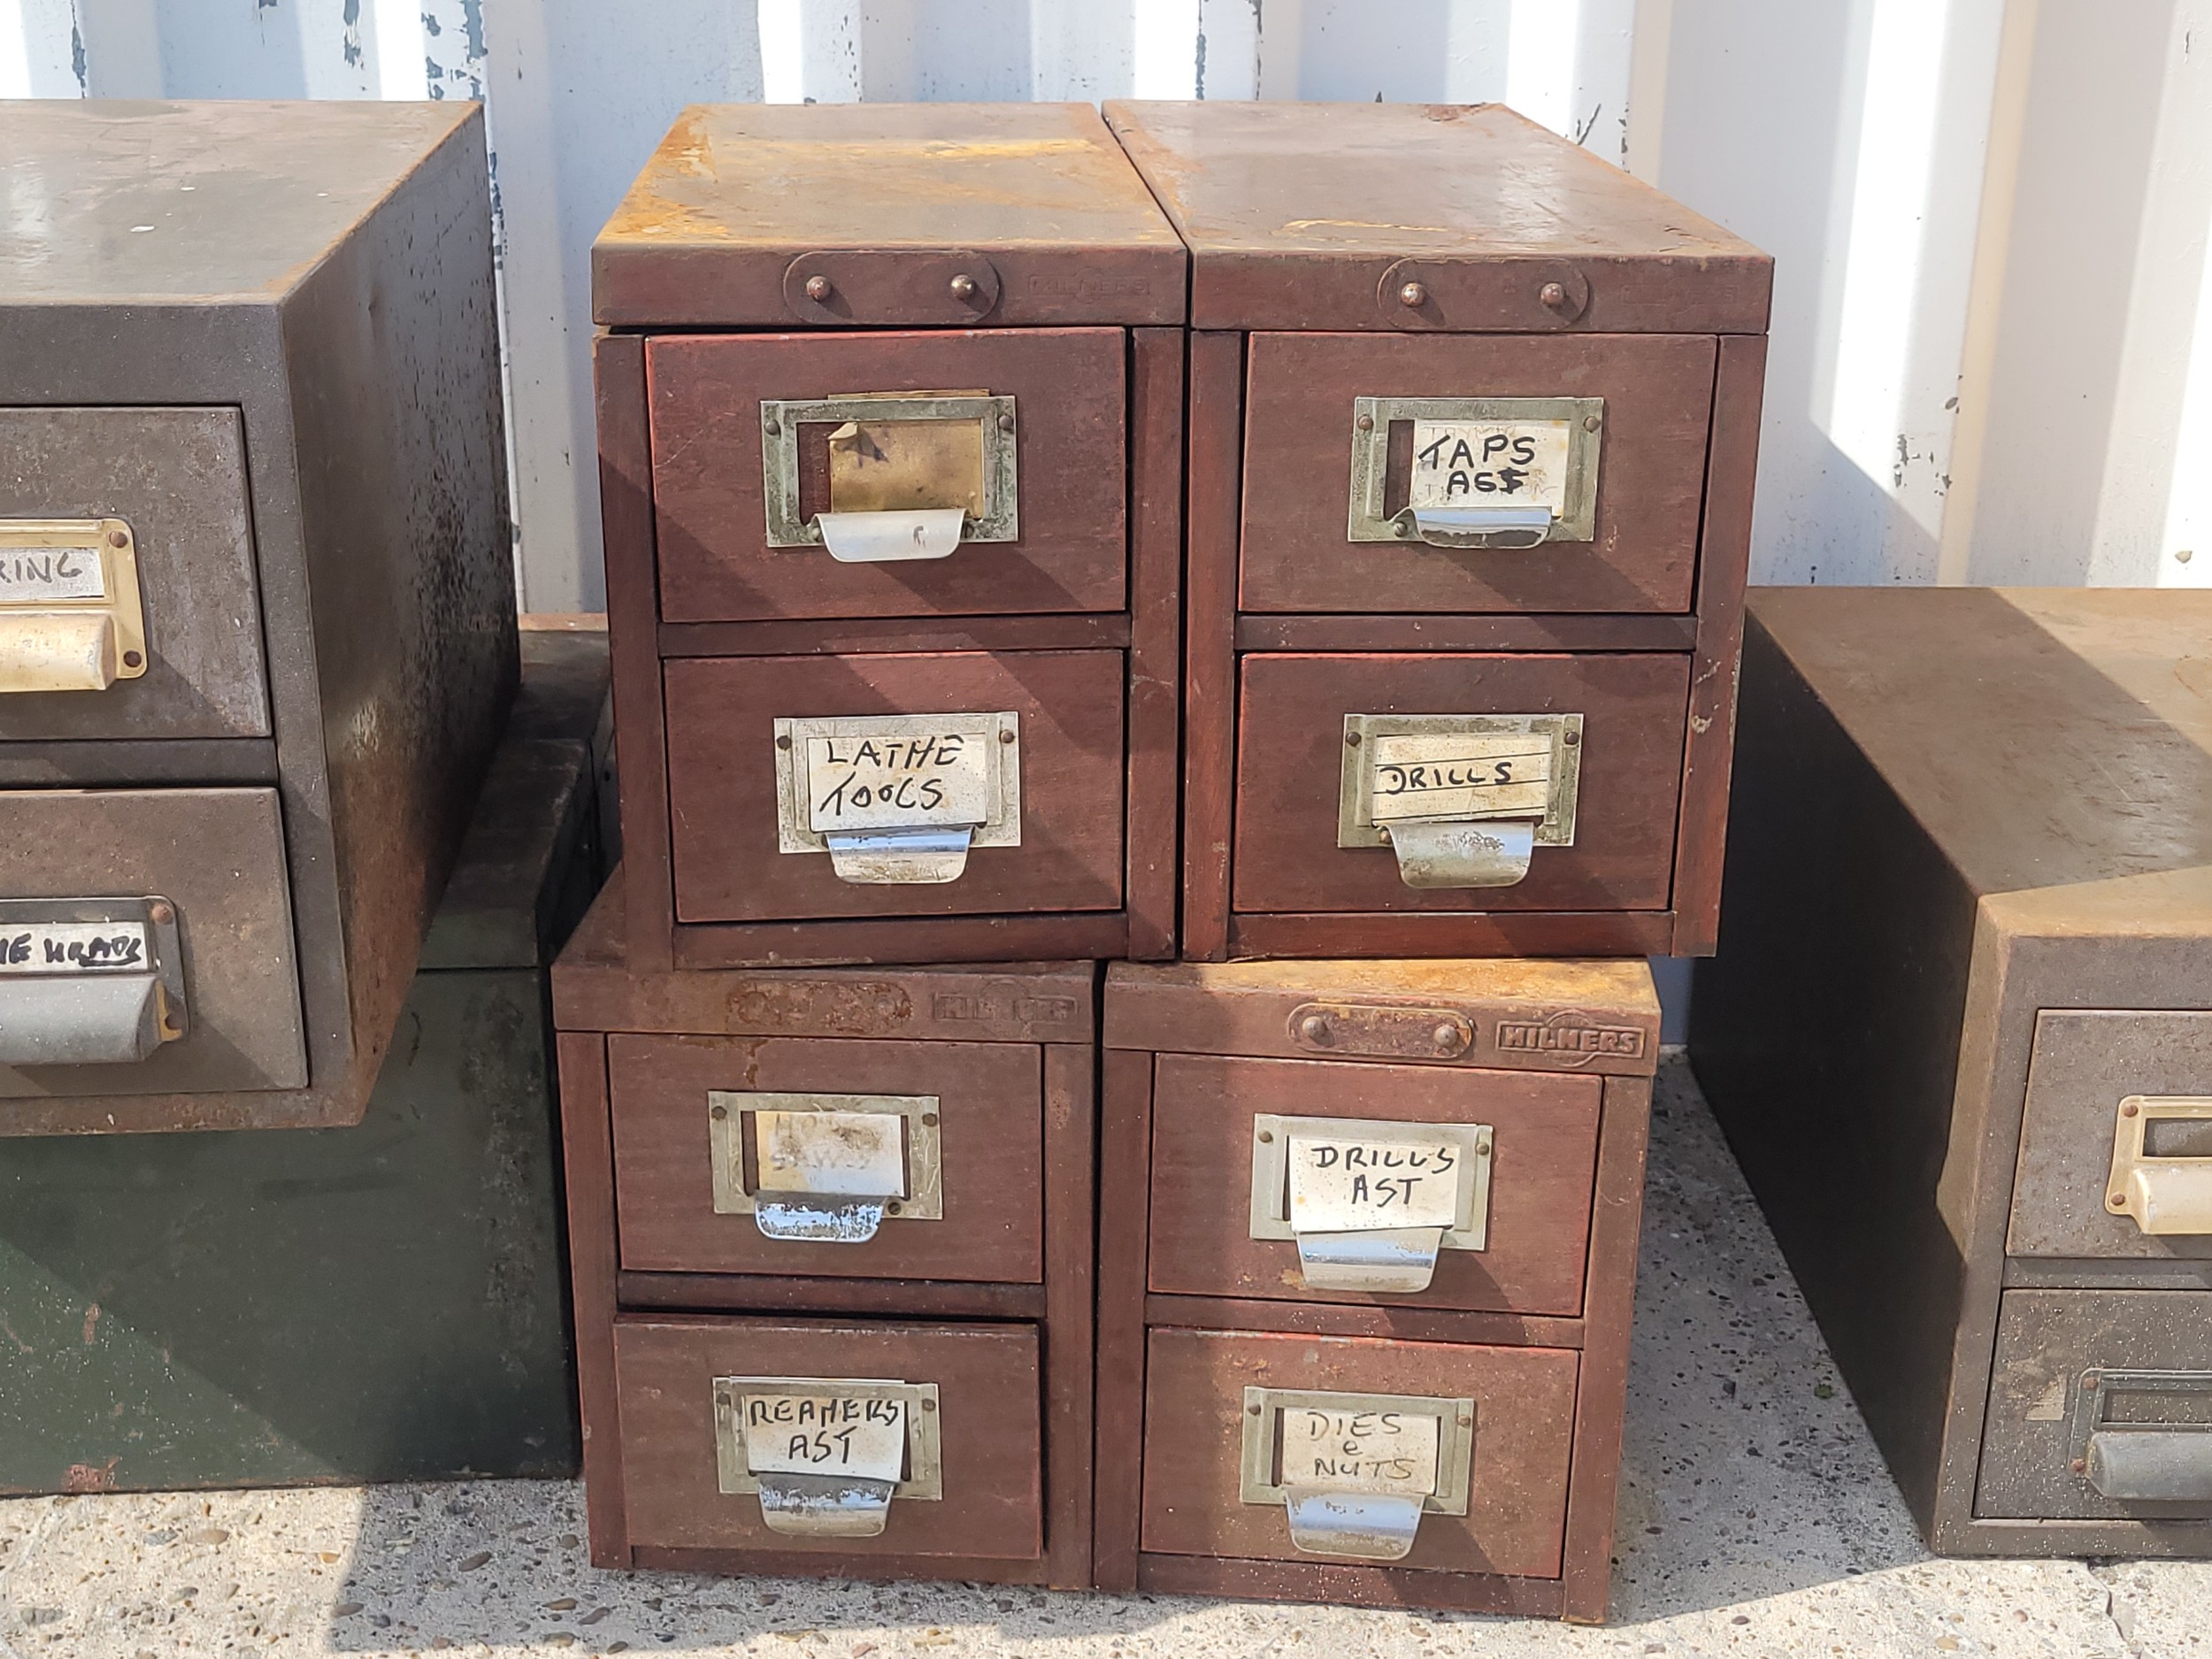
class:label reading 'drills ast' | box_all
[0,921,150,975]
[1408,419,1572,515]
[807,726,994,833]
[1280,1407,1440,1497]
[1370,733,1552,822]
[1287,1136,1462,1233]
[742,1394,907,1482]
[0,546,107,605]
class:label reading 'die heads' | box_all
[1370,733,1552,823]
[0,921,150,975]
[0,546,107,605]
[1279,1407,1440,1497]
[806,725,995,833]
[1287,1135,1463,1233]
[1409,419,1572,515]
[742,1394,907,1482]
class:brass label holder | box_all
[715,1375,943,1537]
[773,711,1021,885]
[760,393,1018,561]
[2106,1095,2212,1235]
[0,518,149,694]
[1338,712,1583,888]
[1240,1386,1475,1560]
[708,1090,945,1243]
[1347,396,1601,549]
[0,896,188,1066]
[1248,1113,1493,1293]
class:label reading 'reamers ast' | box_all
[741,1394,907,1482]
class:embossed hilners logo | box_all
[1023,275,1151,296]
[1494,1009,1646,1067]
[931,992,1079,1025]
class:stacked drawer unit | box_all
[1694,587,2212,1555]
[590,102,1186,972]
[1097,959,1660,1617]
[1103,101,1772,961]
[0,101,516,1133]
[553,881,1097,1585]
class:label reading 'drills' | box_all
[1288,1136,1462,1233]
[806,726,994,833]
[0,921,150,975]
[0,547,107,605]
[742,1394,907,1481]
[1409,419,1572,514]
[1280,1407,1440,1496]
[1370,733,1552,823]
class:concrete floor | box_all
[1,1059,2202,1658]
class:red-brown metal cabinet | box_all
[1103,101,1771,962]
[593,103,1187,971]
[1098,956,1660,1620]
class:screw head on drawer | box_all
[1398,280,1427,308]
[2124,1102,2140,1117]
[998,412,1016,434]
[710,1103,728,1121]
[107,527,129,548]
[1298,1014,1333,1046]
[1540,280,1571,310]
[1432,1022,1461,1051]
[2110,1193,2127,1209]
[2071,1458,2087,1475]
[804,274,833,302]
[949,273,979,301]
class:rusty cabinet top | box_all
[1105,957,1658,1076]
[592,102,1186,329]
[1102,100,1769,334]
[1748,587,2212,903]
[0,100,481,306]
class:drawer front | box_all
[648,329,1127,622]
[665,649,1125,924]
[1140,1327,1576,1577]
[0,787,306,1100]
[1239,333,1715,616]
[0,407,272,741]
[1232,651,1689,915]
[2010,1010,2212,1260]
[614,1315,1044,1560]
[608,1033,1044,1282]
[1146,1053,1601,1314]
[1978,1289,2212,1521]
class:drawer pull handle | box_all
[0,519,149,695]
[2070,1370,2212,1503]
[774,711,1022,885]
[716,1376,943,1535]
[816,508,966,564]
[2106,1096,2212,1234]
[1402,503,1555,549]
[1346,396,1601,547]
[1240,1386,1474,1559]
[1338,712,1583,888]
[0,896,188,1066]
[708,1090,945,1241]
[1248,1113,1493,1294]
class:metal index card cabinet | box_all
[1098,958,1660,1620]
[591,102,1187,972]
[1103,101,1771,962]
[1694,587,2212,1556]
[0,102,517,1133]
[554,879,1097,1586]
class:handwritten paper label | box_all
[1409,419,1572,515]
[0,547,106,605]
[1279,1406,1440,1497]
[806,724,995,833]
[754,1110,908,1199]
[0,921,150,976]
[742,1394,907,1482]
[1288,1135,1463,1233]
[1370,733,1552,823]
